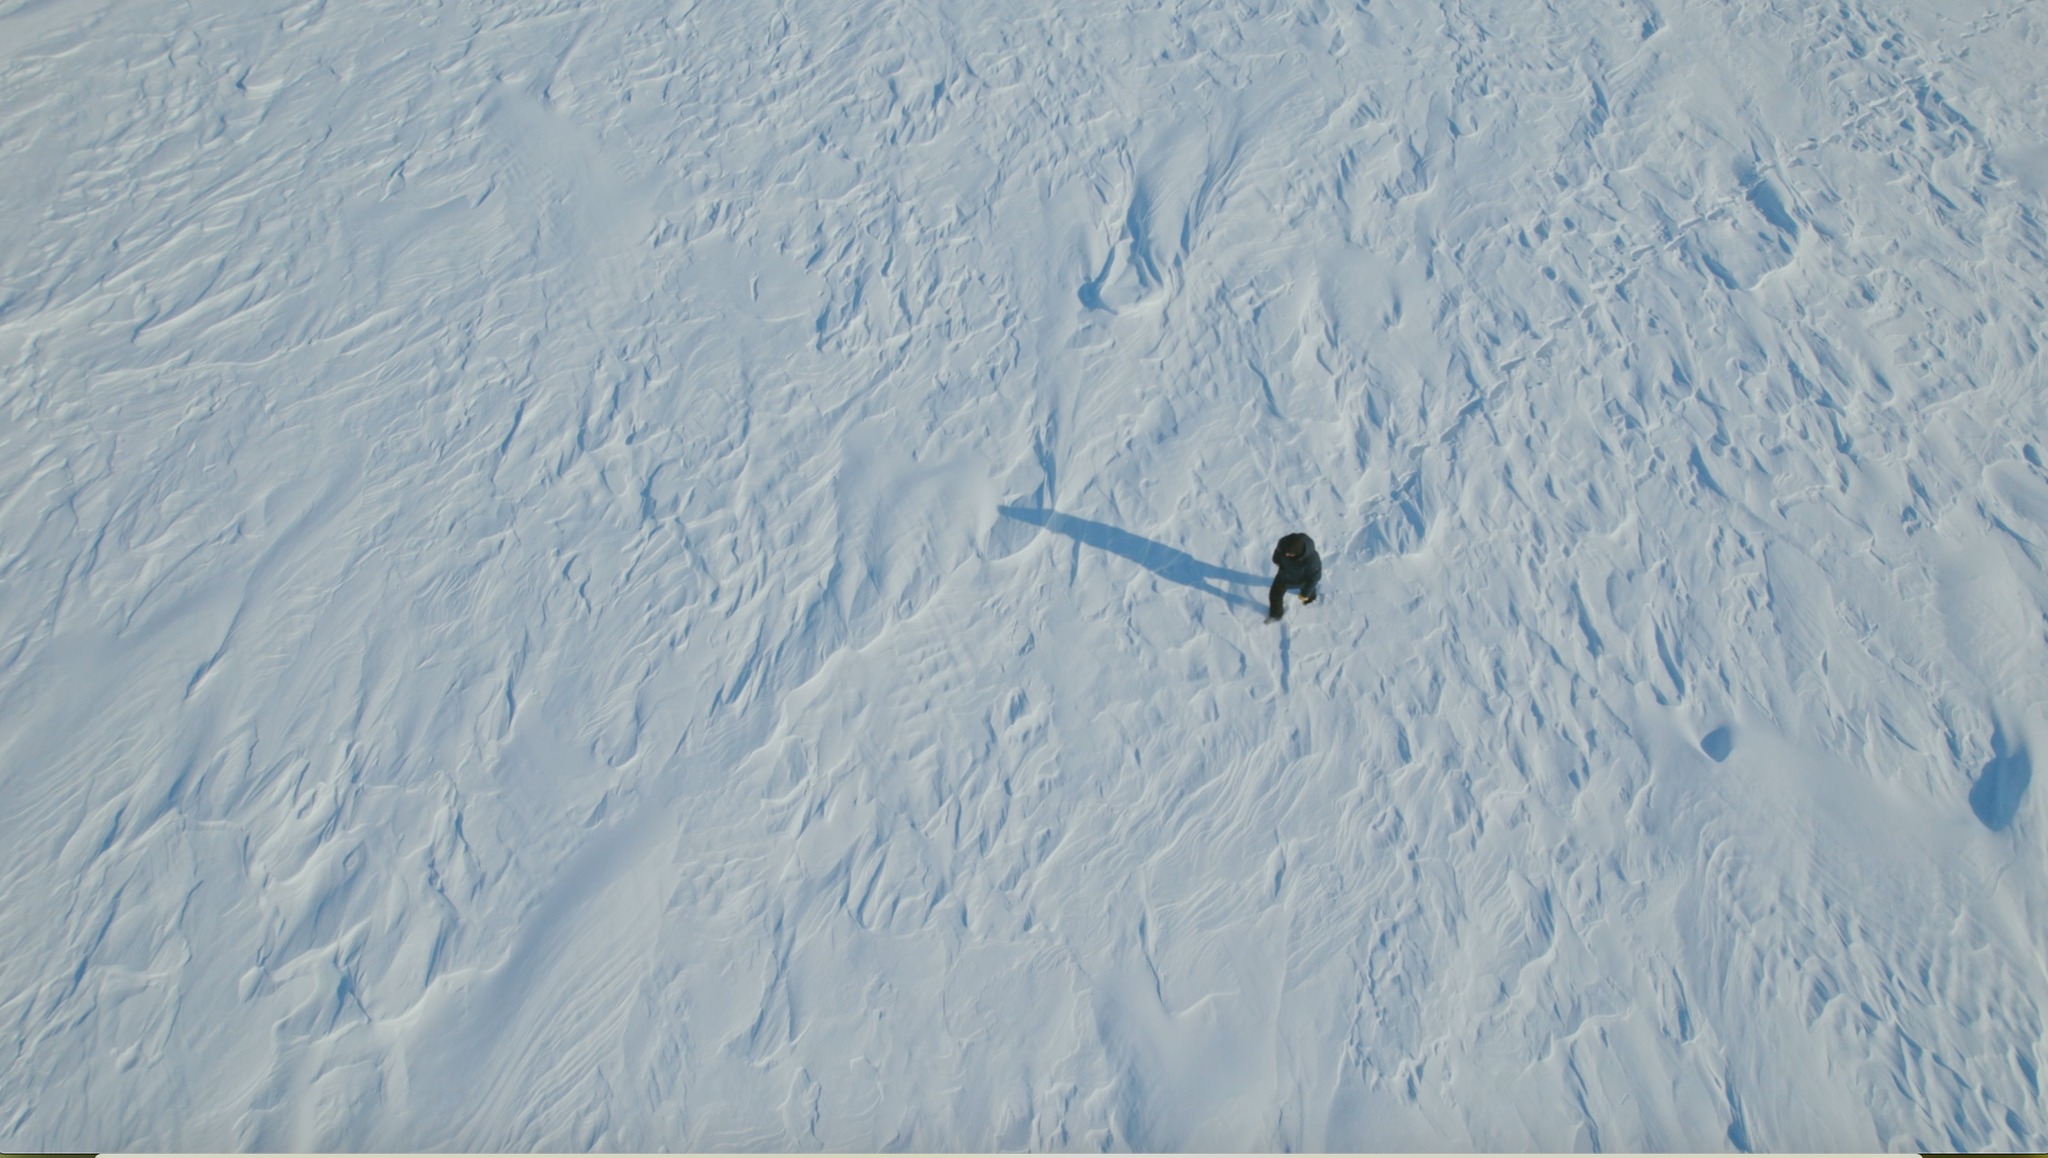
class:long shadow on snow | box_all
[997,506,1268,612]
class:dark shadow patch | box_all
[997,506,1267,612]
[1700,725,1734,763]
[1698,249,1742,291]
[1688,446,1727,498]
[1277,623,1291,691]
[1969,728,2032,832]
[1743,174,1799,237]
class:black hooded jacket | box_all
[1272,533,1321,587]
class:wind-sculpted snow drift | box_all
[2,0,2045,1150]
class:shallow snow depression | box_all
[2,0,2046,1150]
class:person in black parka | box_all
[1269,532,1321,621]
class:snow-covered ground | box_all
[3,0,2045,1149]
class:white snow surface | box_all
[3,0,2047,1150]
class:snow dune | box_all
[2,0,2045,1149]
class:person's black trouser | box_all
[1269,578,1317,618]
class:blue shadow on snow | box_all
[997,506,1268,612]
[1969,728,2032,832]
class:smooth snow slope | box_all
[3,0,2046,1150]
